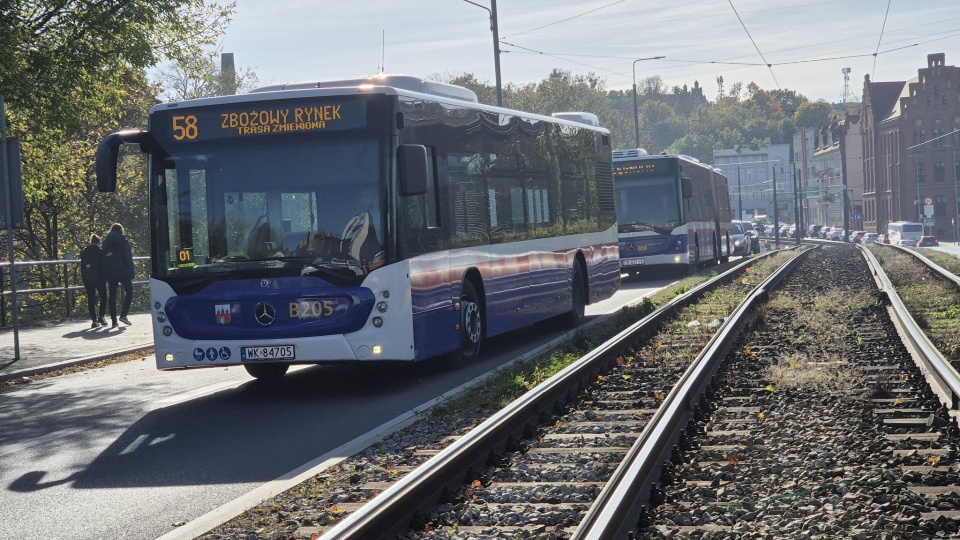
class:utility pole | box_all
[773,166,780,249]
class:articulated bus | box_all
[612,150,732,275]
[886,221,924,245]
[95,75,619,379]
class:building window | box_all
[935,162,945,183]
[944,95,949,106]
[928,96,933,107]
[935,196,946,216]
[917,163,926,184]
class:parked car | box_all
[848,231,866,243]
[918,236,939,247]
[743,221,761,252]
[897,237,918,247]
[731,220,757,256]
[862,232,880,244]
[825,227,843,240]
[807,224,823,237]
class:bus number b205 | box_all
[289,300,336,319]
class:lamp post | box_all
[632,55,666,148]
[462,0,503,107]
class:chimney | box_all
[220,52,237,95]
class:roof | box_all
[867,80,910,124]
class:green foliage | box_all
[0,1,236,325]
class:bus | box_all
[612,150,732,274]
[95,75,619,379]
[886,221,924,246]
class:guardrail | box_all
[0,256,149,327]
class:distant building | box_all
[808,115,864,229]
[713,144,792,222]
[861,53,960,239]
[674,81,705,115]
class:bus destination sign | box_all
[155,98,367,143]
[613,160,671,176]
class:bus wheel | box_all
[563,262,587,328]
[454,280,483,364]
[244,362,289,380]
[689,242,700,275]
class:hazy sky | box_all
[218,0,959,104]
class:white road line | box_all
[0,428,87,458]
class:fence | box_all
[0,256,150,328]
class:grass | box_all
[869,245,960,360]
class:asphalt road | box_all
[0,274,675,540]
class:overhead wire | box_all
[501,0,627,40]
[727,0,780,89]
[872,0,893,78]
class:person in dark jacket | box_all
[79,233,107,328]
[102,223,136,328]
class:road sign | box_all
[925,197,933,205]
[924,217,935,226]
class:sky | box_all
[217,0,960,105]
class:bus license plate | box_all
[621,258,645,266]
[241,345,295,361]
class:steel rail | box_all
[884,244,960,288]
[570,246,812,539]
[319,251,794,540]
[860,245,960,410]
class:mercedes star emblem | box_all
[254,303,276,326]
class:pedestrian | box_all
[102,222,135,328]
[79,233,107,328]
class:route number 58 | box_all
[172,115,199,140]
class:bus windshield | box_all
[614,174,679,234]
[152,137,384,284]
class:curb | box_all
[0,344,154,383]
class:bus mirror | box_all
[397,144,428,196]
[681,176,693,198]
[95,130,153,192]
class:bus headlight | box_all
[372,345,382,355]
[164,353,175,362]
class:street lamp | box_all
[632,55,666,148]
[462,0,503,107]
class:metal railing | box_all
[0,256,149,327]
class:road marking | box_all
[0,428,86,458]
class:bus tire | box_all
[244,362,289,380]
[689,240,700,275]
[563,261,587,328]
[453,280,483,364]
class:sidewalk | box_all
[0,313,154,382]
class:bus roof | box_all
[148,74,610,135]
[250,74,479,103]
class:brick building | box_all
[861,53,960,239]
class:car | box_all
[763,224,774,237]
[742,221,761,252]
[862,232,880,244]
[826,227,844,241]
[807,224,824,237]
[896,237,918,247]
[918,236,939,247]
[731,220,756,256]
[848,231,866,243]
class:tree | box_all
[0,1,236,323]
[793,100,834,129]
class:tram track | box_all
[196,243,960,540]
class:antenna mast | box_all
[839,67,858,103]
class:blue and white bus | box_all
[613,150,732,274]
[95,75,619,379]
